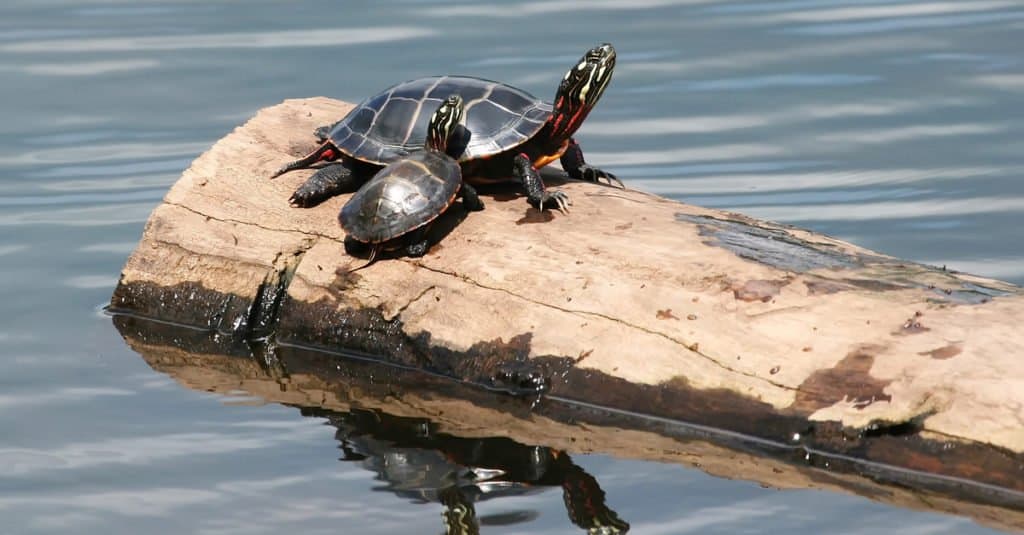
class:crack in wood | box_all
[166,201,345,243]
[412,262,798,393]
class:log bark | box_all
[110,98,1024,508]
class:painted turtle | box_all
[271,43,619,212]
[339,94,483,269]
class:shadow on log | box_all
[113,312,1024,532]
[110,97,1024,528]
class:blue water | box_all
[2,0,1022,533]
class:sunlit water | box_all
[1,0,1022,533]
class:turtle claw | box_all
[547,190,571,214]
[533,189,571,214]
[579,164,624,189]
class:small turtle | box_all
[339,94,482,270]
[272,43,619,212]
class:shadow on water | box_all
[110,312,1024,533]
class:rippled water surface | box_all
[2,1,1022,533]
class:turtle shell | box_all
[339,150,462,244]
[328,76,552,166]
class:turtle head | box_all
[550,43,616,140]
[426,94,465,153]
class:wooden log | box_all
[110,98,1024,503]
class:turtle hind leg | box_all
[289,159,367,208]
[271,142,338,179]
[513,153,570,213]
[560,138,624,188]
[404,227,432,258]
[344,235,371,255]
[459,183,485,212]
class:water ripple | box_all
[64,275,120,289]
[620,36,942,75]
[0,420,331,476]
[0,26,437,53]
[0,387,135,411]
[584,97,981,137]
[33,158,187,179]
[0,203,156,226]
[758,1,1019,23]
[427,0,719,17]
[0,244,28,256]
[817,123,1007,146]
[705,0,900,16]
[0,141,207,166]
[19,59,160,76]
[0,189,164,207]
[626,73,878,94]
[631,167,1010,195]
[790,10,1024,35]
[745,196,1024,222]
[971,74,1024,91]
[589,144,787,166]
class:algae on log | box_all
[110,98,1024,487]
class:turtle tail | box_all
[270,143,339,179]
[347,245,381,273]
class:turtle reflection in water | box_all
[303,407,630,534]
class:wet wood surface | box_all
[110,98,1024,503]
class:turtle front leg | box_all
[289,160,364,208]
[561,138,624,188]
[513,153,570,213]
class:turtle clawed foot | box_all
[405,240,430,258]
[288,191,316,208]
[515,153,571,214]
[533,190,571,214]
[577,164,624,189]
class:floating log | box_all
[110,98,1024,510]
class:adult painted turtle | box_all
[339,94,483,269]
[271,43,619,212]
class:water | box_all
[2,0,1022,532]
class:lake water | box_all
[2,0,1023,533]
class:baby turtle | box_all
[339,94,483,270]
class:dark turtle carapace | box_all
[271,43,619,212]
[338,95,483,270]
